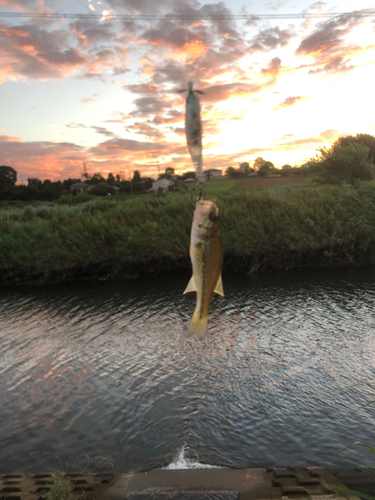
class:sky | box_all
[0,0,374,182]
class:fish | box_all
[178,81,205,184]
[183,199,224,338]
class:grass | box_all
[43,473,72,500]
[2,178,375,284]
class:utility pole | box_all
[148,161,160,178]
[82,162,89,179]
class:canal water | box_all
[1,268,375,473]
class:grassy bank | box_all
[1,179,375,284]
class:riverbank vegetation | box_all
[2,179,375,284]
[2,133,375,284]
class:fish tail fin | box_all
[188,311,208,339]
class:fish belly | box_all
[188,237,222,339]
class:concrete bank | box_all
[2,467,375,500]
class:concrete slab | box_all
[94,467,360,500]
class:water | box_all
[1,268,375,473]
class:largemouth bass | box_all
[184,199,224,338]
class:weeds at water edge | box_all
[43,473,72,500]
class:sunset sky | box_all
[0,0,374,182]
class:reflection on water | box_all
[1,268,375,473]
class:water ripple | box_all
[1,269,375,472]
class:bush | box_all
[313,143,374,184]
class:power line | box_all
[0,10,374,20]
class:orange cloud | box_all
[274,96,305,110]
[171,40,208,61]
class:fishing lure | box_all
[177,81,205,185]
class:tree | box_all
[87,173,106,185]
[225,166,239,178]
[39,182,63,201]
[89,182,115,196]
[313,143,374,184]
[107,173,115,185]
[27,178,42,190]
[334,134,375,164]
[0,166,17,188]
[143,178,153,190]
[180,171,196,181]
[253,157,266,171]
[159,167,175,180]
[119,180,132,193]
[258,161,274,176]
[133,170,141,182]
[62,178,81,190]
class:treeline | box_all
[0,165,199,202]
[225,133,375,181]
[0,168,156,202]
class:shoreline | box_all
[1,256,374,287]
[0,467,373,499]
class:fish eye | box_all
[208,211,216,221]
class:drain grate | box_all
[0,472,117,500]
[267,467,333,497]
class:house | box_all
[238,162,250,174]
[152,178,173,192]
[70,181,89,193]
[203,169,222,179]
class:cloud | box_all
[296,12,368,74]
[0,20,86,82]
[266,0,287,11]
[104,0,199,15]
[80,93,103,104]
[0,14,132,83]
[0,135,86,180]
[274,95,304,110]
[261,57,282,77]
[275,129,340,147]
[90,126,117,137]
[308,55,354,74]
[0,0,49,9]
[199,81,264,103]
[131,122,164,139]
[89,137,165,156]
[0,133,170,180]
[308,1,327,9]
[249,26,293,52]
[66,122,88,129]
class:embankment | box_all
[1,181,375,284]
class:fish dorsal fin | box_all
[214,275,224,296]
[183,275,197,294]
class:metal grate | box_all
[0,472,117,500]
[267,467,335,498]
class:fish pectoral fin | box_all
[214,275,224,296]
[183,275,197,294]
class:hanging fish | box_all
[183,199,224,339]
[177,81,205,184]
